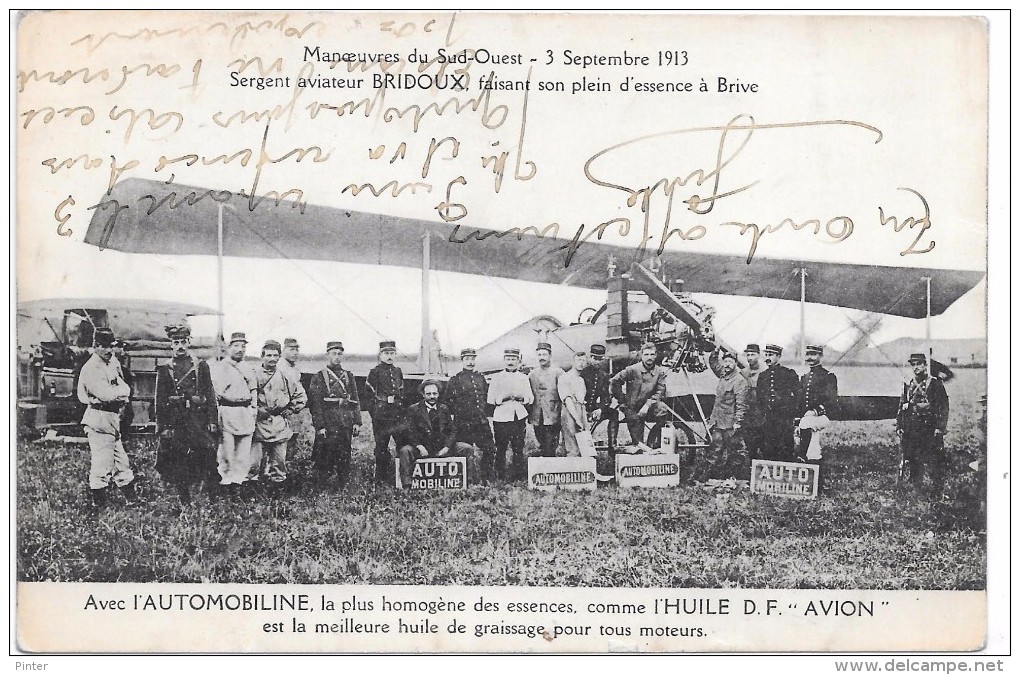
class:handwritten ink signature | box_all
[879,187,935,256]
[583,114,883,261]
[446,114,897,267]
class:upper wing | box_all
[17,298,217,318]
[85,178,984,319]
[17,298,219,344]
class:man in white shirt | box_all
[487,348,534,481]
[76,328,138,508]
[209,331,258,494]
[559,352,590,457]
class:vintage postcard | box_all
[13,10,1001,656]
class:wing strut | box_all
[925,276,932,368]
[419,230,446,376]
[216,203,231,354]
[799,267,807,365]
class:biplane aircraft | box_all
[16,298,219,433]
[80,178,984,448]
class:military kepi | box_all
[504,348,521,358]
[165,324,191,340]
[536,342,552,352]
[805,344,824,355]
[908,352,927,364]
[764,344,783,355]
[228,331,248,345]
[94,328,115,347]
[459,347,477,358]
[283,337,299,348]
[263,340,282,353]
[379,340,397,353]
[744,343,760,353]
[590,344,607,355]
[326,340,344,353]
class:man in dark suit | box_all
[757,344,799,461]
[397,379,474,488]
[443,348,497,483]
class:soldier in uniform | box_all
[558,351,590,457]
[796,344,839,471]
[307,340,361,485]
[610,342,671,448]
[489,347,534,480]
[250,340,308,493]
[154,324,219,505]
[740,344,766,460]
[580,343,617,455]
[76,328,140,507]
[397,380,474,488]
[528,342,564,458]
[757,344,799,461]
[209,332,258,494]
[703,350,750,480]
[366,340,407,485]
[896,353,950,497]
[279,337,316,452]
[443,348,497,483]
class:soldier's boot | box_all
[176,482,192,506]
[374,458,393,487]
[90,488,108,509]
[285,474,302,497]
[913,460,930,491]
[647,424,663,450]
[926,463,947,501]
[120,482,143,507]
[512,451,526,482]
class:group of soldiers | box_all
[701,342,839,483]
[74,323,950,508]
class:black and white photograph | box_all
[12,10,1005,657]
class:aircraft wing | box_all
[85,178,984,319]
[17,298,219,345]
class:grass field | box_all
[17,370,986,588]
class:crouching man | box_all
[397,380,474,488]
[76,328,140,508]
[610,342,671,449]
